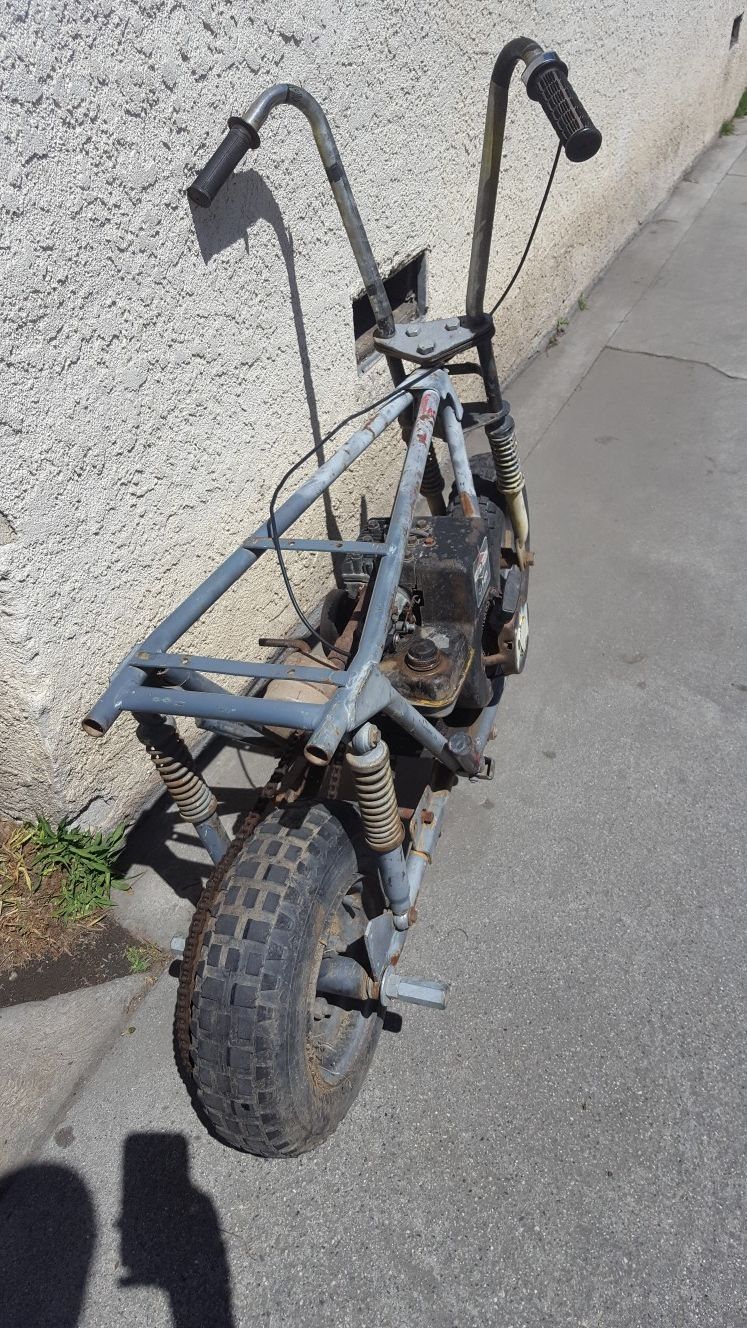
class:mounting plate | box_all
[373,314,493,366]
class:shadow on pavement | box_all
[0,1162,95,1327]
[0,1135,236,1328]
[120,1131,236,1328]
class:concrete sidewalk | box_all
[1,122,745,1328]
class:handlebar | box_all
[188,118,260,208]
[186,84,395,338]
[466,37,602,317]
[523,52,601,162]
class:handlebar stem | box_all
[239,84,395,337]
[466,37,544,318]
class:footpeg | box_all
[380,968,449,1010]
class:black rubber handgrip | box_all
[187,118,260,207]
[526,61,601,163]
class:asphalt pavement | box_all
[1,124,745,1328]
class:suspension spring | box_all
[136,715,217,824]
[419,443,447,515]
[345,730,404,855]
[487,418,525,496]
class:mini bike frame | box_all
[84,36,600,990]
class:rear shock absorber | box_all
[486,405,530,566]
[345,724,411,927]
[135,714,231,864]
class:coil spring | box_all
[136,717,217,824]
[488,424,525,496]
[420,443,445,498]
[345,737,404,855]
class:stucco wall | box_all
[2,0,745,825]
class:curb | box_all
[0,973,152,1175]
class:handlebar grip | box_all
[187,118,260,207]
[524,55,602,163]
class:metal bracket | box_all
[379,968,450,1010]
[374,315,494,368]
[469,755,495,782]
[364,913,399,980]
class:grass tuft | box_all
[20,817,128,922]
[547,317,569,349]
[720,120,735,136]
[735,88,747,119]
[125,944,156,975]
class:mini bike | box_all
[84,37,600,1156]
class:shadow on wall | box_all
[189,169,345,569]
[0,1132,236,1328]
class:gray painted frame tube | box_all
[135,651,349,687]
[304,388,445,763]
[441,405,479,511]
[466,37,543,317]
[116,685,325,733]
[84,389,411,735]
[241,84,395,336]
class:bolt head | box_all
[417,340,435,354]
[448,731,471,754]
[405,325,421,338]
[445,317,460,331]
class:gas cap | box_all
[405,637,440,673]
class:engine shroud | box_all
[342,513,503,714]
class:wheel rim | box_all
[309,876,378,1086]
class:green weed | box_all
[578,293,588,311]
[720,120,735,136]
[547,317,569,349]
[125,945,152,974]
[734,88,747,119]
[21,818,128,922]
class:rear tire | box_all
[186,802,383,1158]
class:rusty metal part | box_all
[459,491,481,520]
[303,584,369,767]
[381,634,473,711]
[345,736,405,855]
[326,582,369,668]
[483,595,529,673]
[258,635,314,655]
[405,637,440,673]
[263,648,337,738]
[320,754,344,802]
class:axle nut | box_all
[405,637,439,673]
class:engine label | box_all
[473,537,490,605]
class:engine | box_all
[341,512,505,716]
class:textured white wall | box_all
[2,0,745,824]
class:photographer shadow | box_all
[119,1131,236,1328]
[0,1163,95,1328]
